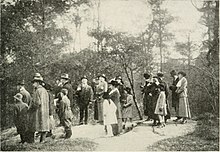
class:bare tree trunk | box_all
[123,66,143,120]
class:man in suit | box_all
[169,70,181,121]
[17,80,32,106]
[76,76,94,125]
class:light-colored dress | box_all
[103,99,118,125]
[176,77,191,118]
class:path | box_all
[56,117,196,151]
[1,117,196,151]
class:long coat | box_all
[169,77,179,109]
[109,88,122,119]
[29,85,50,132]
[14,101,29,134]
[60,96,73,128]
[95,81,108,121]
[176,77,191,118]
[143,81,153,116]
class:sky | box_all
[56,0,206,59]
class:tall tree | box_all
[148,0,174,72]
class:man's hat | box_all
[157,72,164,78]
[17,80,25,85]
[32,73,44,82]
[61,73,70,80]
[14,93,23,102]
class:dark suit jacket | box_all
[77,84,94,107]
[169,77,179,108]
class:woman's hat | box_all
[157,72,164,78]
[81,75,87,80]
[178,71,186,77]
[108,80,119,86]
[61,73,70,80]
[14,93,23,102]
[99,74,106,79]
[32,73,44,83]
[144,73,151,79]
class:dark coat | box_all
[143,81,153,116]
[48,91,55,116]
[169,77,179,108]
[14,102,29,134]
[60,96,73,128]
[77,84,94,107]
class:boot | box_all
[40,132,47,143]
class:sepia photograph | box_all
[0,0,219,151]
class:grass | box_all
[1,138,97,151]
[147,113,219,151]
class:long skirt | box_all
[97,98,103,122]
[154,92,167,116]
[94,100,98,120]
[177,97,191,118]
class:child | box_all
[103,92,118,137]
[13,93,28,143]
[60,89,73,139]
[122,87,133,131]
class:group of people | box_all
[142,70,191,128]
[13,73,134,144]
[12,69,191,144]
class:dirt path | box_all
[67,117,196,151]
[1,118,196,151]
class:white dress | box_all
[103,99,118,125]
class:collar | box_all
[20,87,25,92]
[174,75,178,80]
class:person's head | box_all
[14,93,23,103]
[125,87,132,95]
[102,92,110,100]
[32,73,44,88]
[108,80,118,89]
[178,71,186,79]
[60,73,70,84]
[81,76,88,86]
[99,74,106,82]
[60,88,68,97]
[170,70,177,78]
[17,80,25,90]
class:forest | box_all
[0,0,219,151]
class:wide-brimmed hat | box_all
[32,73,44,83]
[108,80,119,86]
[61,73,70,80]
[99,74,106,79]
[157,72,164,78]
[178,71,186,77]
[144,73,151,79]
[17,80,25,85]
[170,70,177,76]
[14,93,23,102]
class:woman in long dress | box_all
[103,92,118,137]
[176,71,191,124]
